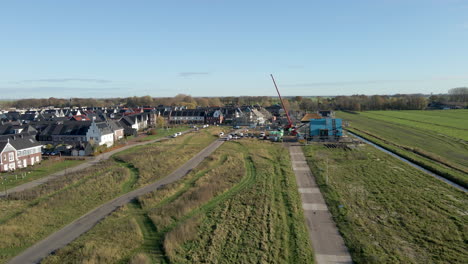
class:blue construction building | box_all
[309,118,343,141]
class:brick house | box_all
[206,109,224,125]
[0,136,43,172]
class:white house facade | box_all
[86,121,114,147]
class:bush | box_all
[147,129,157,135]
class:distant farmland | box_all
[303,144,467,264]
[337,110,468,187]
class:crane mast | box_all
[270,74,294,130]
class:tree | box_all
[156,116,166,128]
[448,87,468,103]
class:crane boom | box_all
[270,74,293,127]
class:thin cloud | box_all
[282,79,419,87]
[282,76,468,87]
[0,86,126,98]
[178,72,210,77]
[15,78,112,84]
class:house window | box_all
[9,152,14,162]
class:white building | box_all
[86,121,114,147]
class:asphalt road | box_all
[0,130,192,197]
[288,143,352,264]
[8,138,224,264]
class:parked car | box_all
[172,133,178,138]
[177,132,182,136]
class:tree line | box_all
[1,88,467,111]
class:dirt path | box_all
[0,130,192,197]
[7,139,223,264]
[287,143,352,264]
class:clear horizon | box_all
[1,0,467,98]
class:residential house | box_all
[106,120,124,141]
[0,136,42,172]
[86,120,114,147]
[170,109,206,124]
[119,113,149,134]
[37,122,90,145]
[205,109,224,124]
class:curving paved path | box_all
[0,130,192,197]
[288,143,352,264]
[8,138,224,264]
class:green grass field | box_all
[337,110,468,187]
[358,110,468,140]
[42,140,314,264]
[0,129,221,263]
[303,144,467,264]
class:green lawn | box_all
[303,144,467,264]
[337,110,468,187]
[358,110,468,140]
[42,140,314,264]
[0,159,85,190]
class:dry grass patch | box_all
[0,164,130,263]
[175,140,314,264]
[148,151,244,229]
[42,205,144,264]
[115,128,224,186]
[303,144,468,263]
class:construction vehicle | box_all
[270,74,307,137]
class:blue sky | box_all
[0,0,467,98]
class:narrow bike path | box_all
[8,139,224,264]
[288,143,352,264]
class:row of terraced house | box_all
[0,105,274,170]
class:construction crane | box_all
[270,74,302,136]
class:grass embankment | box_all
[0,128,222,263]
[337,110,468,187]
[303,144,468,264]
[114,127,225,187]
[42,140,314,264]
[0,159,85,190]
[138,126,190,142]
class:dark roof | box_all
[20,113,38,121]
[120,116,135,126]
[107,120,123,131]
[96,122,113,135]
[39,122,91,137]
[0,135,42,150]
[5,112,21,121]
[0,124,37,136]
[0,141,9,152]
